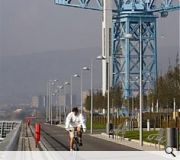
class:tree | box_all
[110,85,123,108]
[84,86,124,111]
[148,55,180,109]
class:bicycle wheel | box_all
[73,138,79,151]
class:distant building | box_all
[31,95,47,109]
[31,96,39,108]
[38,95,46,109]
[59,94,77,108]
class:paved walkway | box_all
[55,124,163,151]
[18,123,40,151]
[91,133,164,151]
[40,123,138,151]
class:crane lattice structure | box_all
[54,0,180,98]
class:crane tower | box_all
[54,0,180,98]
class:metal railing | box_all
[0,121,22,151]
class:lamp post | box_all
[46,81,50,122]
[58,85,64,124]
[90,60,93,134]
[70,74,80,112]
[96,55,108,132]
[85,56,103,134]
[139,18,143,146]
[49,80,59,125]
[51,92,56,125]
[81,56,105,134]
[64,81,70,122]
[124,33,133,129]
[80,67,90,114]
[107,57,110,135]
[49,81,55,125]
[50,84,53,125]
[54,89,59,121]
[48,80,54,123]
[89,58,96,134]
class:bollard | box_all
[176,117,179,151]
[147,119,150,131]
[177,128,179,151]
[35,123,41,148]
[106,122,114,135]
[125,119,128,127]
[27,119,30,127]
[166,128,177,148]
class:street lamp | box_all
[49,81,54,124]
[89,58,96,134]
[48,81,55,125]
[64,81,70,122]
[57,85,64,124]
[81,67,90,114]
[70,74,80,112]
[50,80,59,125]
[46,81,50,123]
[51,92,56,125]
[54,89,59,121]
[124,33,133,39]
[96,55,110,134]
[90,59,93,134]
[84,56,104,134]
[96,55,106,60]
[47,80,54,124]
[89,55,106,134]
[139,18,143,146]
[80,56,105,134]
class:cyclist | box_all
[65,107,86,151]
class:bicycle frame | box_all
[73,129,80,151]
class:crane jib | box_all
[54,0,180,13]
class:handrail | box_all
[0,121,22,151]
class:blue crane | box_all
[54,0,180,98]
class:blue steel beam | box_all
[54,0,103,11]
[151,5,180,13]
[54,0,180,12]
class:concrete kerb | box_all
[56,124,65,128]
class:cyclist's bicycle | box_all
[73,127,80,151]
[68,127,82,151]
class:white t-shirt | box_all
[65,112,86,130]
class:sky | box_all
[0,0,179,104]
[0,0,101,56]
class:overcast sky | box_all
[0,0,101,56]
[0,0,179,104]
